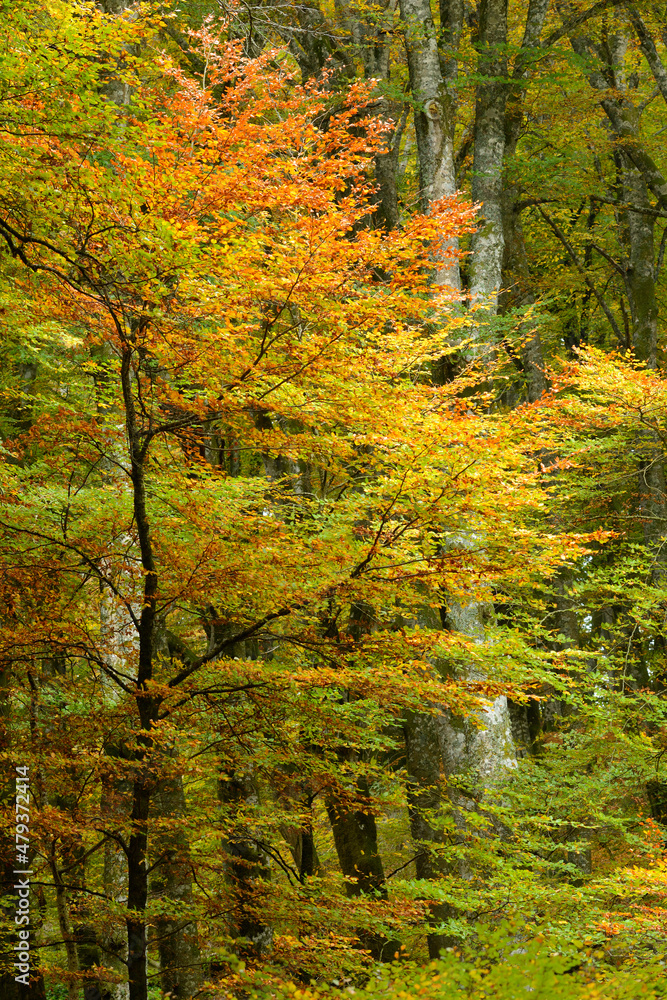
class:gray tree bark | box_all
[568,27,667,571]
[470,0,508,318]
[621,160,658,365]
[441,599,516,779]
[399,0,461,289]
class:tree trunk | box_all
[100,826,130,1000]
[399,0,461,289]
[622,159,658,365]
[470,0,507,320]
[206,615,273,959]
[150,768,202,999]
[441,599,516,779]
[325,776,401,961]
[278,783,322,881]
[218,771,273,958]
[499,0,549,400]
[120,345,160,1000]
[94,740,132,1000]
[572,28,667,570]
[402,710,456,958]
[326,776,386,898]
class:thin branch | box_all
[350,469,411,579]
[0,520,140,630]
[29,881,112,900]
[590,193,667,219]
[590,241,625,276]
[231,836,302,886]
[158,682,268,718]
[625,3,667,108]
[535,205,625,346]
[542,0,625,48]
[514,197,558,213]
[386,852,427,879]
[166,605,300,688]
[57,838,109,875]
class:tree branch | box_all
[625,3,667,107]
[542,0,625,49]
[535,205,625,346]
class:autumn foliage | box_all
[2,3,667,1000]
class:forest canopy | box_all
[2,2,667,999]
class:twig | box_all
[535,205,625,347]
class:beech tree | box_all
[3,3,667,1000]
[0,3,559,997]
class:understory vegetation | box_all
[2,2,667,999]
